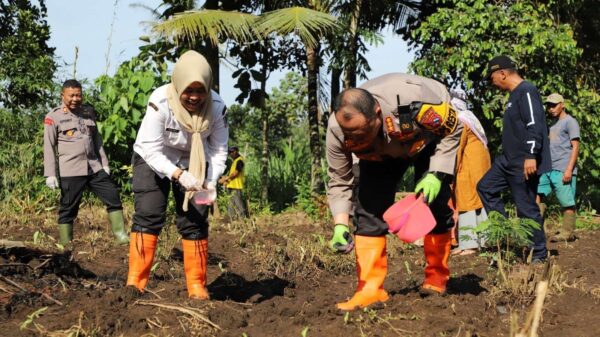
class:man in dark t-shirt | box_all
[477,55,551,263]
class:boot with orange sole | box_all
[182,239,209,300]
[126,232,158,292]
[337,235,389,311]
[420,231,452,296]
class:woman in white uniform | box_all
[125,50,228,299]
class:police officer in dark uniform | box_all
[43,79,128,246]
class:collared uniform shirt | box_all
[326,73,463,217]
[133,84,229,184]
[43,104,108,177]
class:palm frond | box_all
[256,7,340,49]
[153,10,258,46]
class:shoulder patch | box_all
[44,117,54,125]
[148,102,159,111]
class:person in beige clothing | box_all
[43,79,128,246]
[327,73,463,310]
[449,89,491,255]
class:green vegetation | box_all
[404,0,600,208]
[0,0,598,221]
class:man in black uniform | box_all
[477,56,550,263]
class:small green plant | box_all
[20,307,47,331]
[301,326,309,337]
[474,211,540,263]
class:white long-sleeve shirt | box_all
[133,84,229,184]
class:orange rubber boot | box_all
[182,239,209,300]
[336,235,389,311]
[421,231,452,295]
[126,232,158,292]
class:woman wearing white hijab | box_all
[126,50,228,299]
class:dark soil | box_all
[1,209,599,337]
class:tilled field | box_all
[1,207,599,337]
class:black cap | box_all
[486,55,516,79]
[228,146,239,152]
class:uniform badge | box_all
[419,107,442,130]
[44,118,54,125]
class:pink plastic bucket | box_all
[383,194,436,243]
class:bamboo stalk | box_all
[528,280,548,337]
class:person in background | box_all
[450,89,491,255]
[537,93,580,241]
[43,79,128,246]
[477,55,551,263]
[327,73,463,311]
[126,50,228,300]
[218,146,248,219]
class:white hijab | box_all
[450,89,488,147]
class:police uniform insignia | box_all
[44,117,54,125]
[420,107,442,129]
[149,102,159,111]
[415,102,458,136]
[66,129,75,137]
[222,107,228,124]
[385,116,396,134]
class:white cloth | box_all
[46,176,59,189]
[178,171,202,191]
[133,85,229,185]
[450,92,488,147]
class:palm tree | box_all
[152,7,257,91]
[255,5,340,192]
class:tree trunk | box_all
[330,66,341,112]
[259,42,270,203]
[343,0,362,89]
[307,45,324,193]
[203,0,220,92]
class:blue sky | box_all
[46,0,414,105]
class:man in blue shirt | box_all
[477,55,551,263]
[537,93,580,241]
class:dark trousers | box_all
[353,145,454,237]
[131,153,209,240]
[227,188,248,219]
[477,155,547,260]
[58,170,122,224]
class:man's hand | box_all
[524,158,537,180]
[328,224,354,254]
[46,176,59,190]
[178,171,201,191]
[218,176,228,185]
[562,168,573,183]
[103,166,110,175]
[415,173,442,203]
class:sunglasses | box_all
[545,103,559,108]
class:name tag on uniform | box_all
[166,128,180,133]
